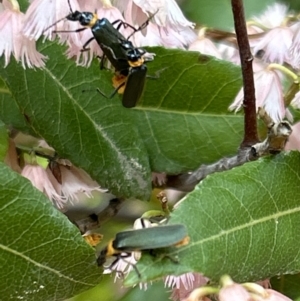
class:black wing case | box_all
[113,224,188,251]
[122,64,147,108]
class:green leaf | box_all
[0,163,101,300]
[0,75,32,133]
[0,41,242,197]
[271,274,300,300]
[0,119,8,161]
[126,151,300,285]
[282,0,300,10]
[133,47,243,172]
[139,48,241,112]
[0,42,152,199]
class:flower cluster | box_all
[1,1,300,300]
[0,0,47,68]
[0,0,195,68]
[103,216,209,299]
[5,135,107,210]
[184,275,291,301]
[189,3,300,127]
[2,1,300,131]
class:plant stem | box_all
[231,0,259,146]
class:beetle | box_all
[63,5,154,105]
[97,223,189,277]
[46,0,151,75]
[45,1,155,107]
[103,46,149,108]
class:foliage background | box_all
[70,0,300,300]
[0,0,300,300]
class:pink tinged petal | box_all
[290,23,300,68]
[65,38,98,67]
[41,1,84,49]
[218,44,241,65]
[60,166,106,202]
[253,27,293,64]
[22,165,48,192]
[290,91,300,109]
[285,122,300,150]
[228,88,244,112]
[0,5,47,68]
[219,283,252,301]
[165,273,195,290]
[0,10,15,66]
[255,69,285,122]
[256,279,271,289]
[167,273,209,301]
[22,0,56,40]
[103,252,137,280]
[130,22,163,47]
[152,172,167,186]
[21,165,66,209]
[45,167,67,209]
[115,0,196,46]
[229,68,285,122]
[16,37,47,69]
[23,0,81,41]
[247,24,264,35]
[132,22,195,48]
[263,290,293,301]
[252,59,268,73]
[131,0,195,28]
[285,108,293,123]
[57,19,85,49]
[189,37,222,59]
[124,1,149,35]
[78,0,104,11]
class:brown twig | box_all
[165,113,291,192]
[231,0,258,147]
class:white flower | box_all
[263,289,293,301]
[60,165,106,203]
[22,0,81,40]
[290,91,300,109]
[169,273,209,301]
[0,0,46,68]
[285,121,300,150]
[114,0,196,48]
[218,44,240,65]
[219,282,251,301]
[114,0,194,29]
[252,3,289,28]
[189,29,222,59]
[21,164,66,209]
[152,172,167,186]
[229,67,285,122]
[289,22,300,69]
[253,27,293,64]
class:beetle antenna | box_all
[43,0,74,33]
[68,0,74,13]
[43,16,68,33]
[127,9,159,40]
